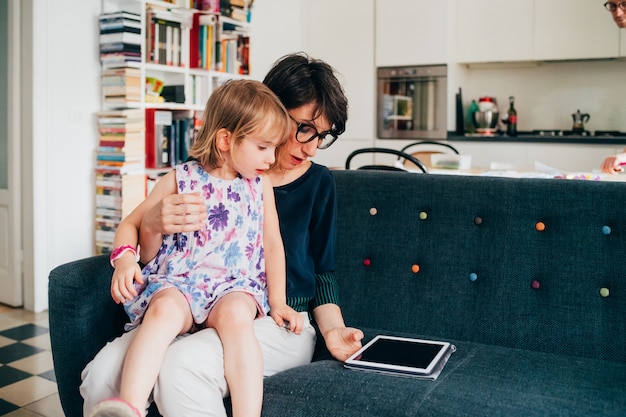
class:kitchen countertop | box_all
[447,132,626,145]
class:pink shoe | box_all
[88,398,142,417]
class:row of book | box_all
[146,6,183,66]
[95,108,146,254]
[190,13,250,74]
[145,108,202,169]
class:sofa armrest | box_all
[48,255,128,417]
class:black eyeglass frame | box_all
[604,1,626,12]
[289,115,339,150]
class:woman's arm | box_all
[312,303,363,361]
[138,192,207,262]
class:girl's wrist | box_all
[109,244,140,268]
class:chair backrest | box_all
[345,147,428,173]
[397,141,459,170]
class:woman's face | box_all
[277,102,331,171]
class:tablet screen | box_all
[346,335,450,375]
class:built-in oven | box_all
[377,65,447,140]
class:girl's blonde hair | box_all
[189,79,292,169]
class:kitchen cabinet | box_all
[376,0,448,66]
[457,0,619,63]
[534,0,618,60]
[455,0,533,63]
[452,141,622,172]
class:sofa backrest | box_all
[332,170,626,363]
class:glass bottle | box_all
[507,96,517,137]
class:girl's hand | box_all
[269,304,304,335]
[110,253,143,304]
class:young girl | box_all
[88,79,303,417]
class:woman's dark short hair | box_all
[263,52,348,137]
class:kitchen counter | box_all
[447,132,626,145]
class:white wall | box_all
[249,0,304,81]
[24,0,101,311]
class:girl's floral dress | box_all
[124,160,268,330]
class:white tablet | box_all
[344,335,453,378]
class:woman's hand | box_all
[110,253,143,304]
[269,304,304,335]
[324,326,364,362]
[600,152,626,174]
[142,192,207,235]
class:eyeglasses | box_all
[289,115,339,150]
[604,1,626,12]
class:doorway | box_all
[0,0,23,306]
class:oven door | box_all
[377,65,447,140]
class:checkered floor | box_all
[0,306,63,417]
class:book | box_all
[99,11,140,22]
[102,67,142,78]
[145,109,173,169]
[100,31,142,45]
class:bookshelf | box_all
[95,0,252,254]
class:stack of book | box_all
[99,11,141,66]
[102,67,142,105]
[220,0,253,22]
[95,109,146,254]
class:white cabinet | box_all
[376,0,448,66]
[534,0,618,60]
[455,0,533,63]
[456,0,619,63]
[452,140,621,172]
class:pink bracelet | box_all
[109,244,140,268]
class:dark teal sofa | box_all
[49,170,626,417]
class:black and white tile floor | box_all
[0,305,63,417]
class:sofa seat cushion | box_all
[262,332,626,417]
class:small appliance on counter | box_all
[470,96,500,135]
[572,110,590,134]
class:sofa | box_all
[49,169,626,417]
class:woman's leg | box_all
[205,292,262,417]
[119,288,193,414]
[154,312,316,417]
[80,329,138,416]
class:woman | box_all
[80,53,364,417]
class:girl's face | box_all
[227,130,280,180]
[277,102,332,171]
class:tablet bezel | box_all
[344,335,451,376]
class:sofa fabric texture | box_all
[49,170,626,417]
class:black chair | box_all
[397,141,459,170]
[345,147,428,173]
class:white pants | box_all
[80,312,316,417]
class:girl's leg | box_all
[119,288,194,414]
[205,292,261,417]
